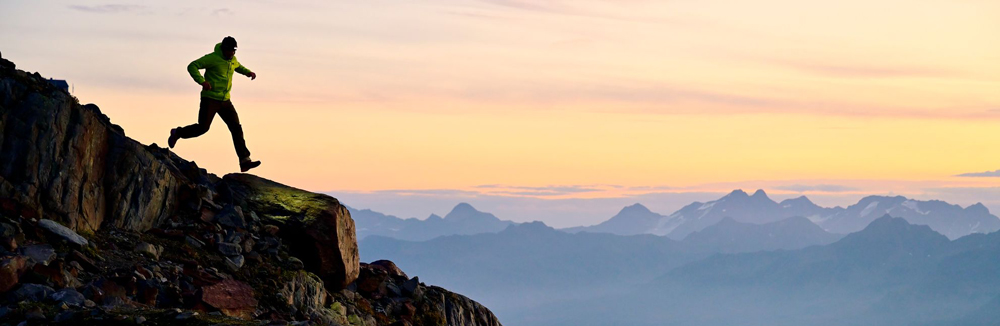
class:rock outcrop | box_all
[0,56,502,325]
[222,173,360,290]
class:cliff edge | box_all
[0,56,501,326]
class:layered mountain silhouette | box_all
[362,212,847,320]
[349,203,514,241]
[681,216,842,253]
[565,189,999,240]
[503,215,1000,326]
[561,203,667,235]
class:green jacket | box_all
[187,43,253,101]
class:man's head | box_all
[221,36,237,59]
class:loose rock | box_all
[201,280,257,319]
[20,244,56,266]
[38,219,88,247]
[135,242,161,260]
[217,242,242,257]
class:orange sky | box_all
[2,0,1000,224]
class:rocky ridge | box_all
[0,56,501,326]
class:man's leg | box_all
[174,98,221,140]
[217,100,251,160]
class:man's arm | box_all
[187,55,211,85]
[235,63,256,80]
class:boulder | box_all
[11,283,54,302]
[369,260,407,279]
[224,255,244,271]
[0,255,28,292]
[216,204,246,229]
[0,221,18,238]
[279,271,327,314]
[402,276,421,298]
[217,242,242,257]
[20,244,55,266]
[37,219,88,247]
[221,174,359,290]
[49,288,85,306]
[201,280,257,319]
[135,242,161,260]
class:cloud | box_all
[473,184,607,196]
[442,10,508,20]
[68,4,145,14]
[626,185,677,191]
[774,184,860,192]
[369,189,481,197]
[956,170,1000,177]
[480,0,563,13]
[781,62,957,79]
[475,0,683,25]
[211,8,234,16]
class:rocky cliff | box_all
[0,56,502,326]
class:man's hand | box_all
[248,72,257,80]
[201,81,212,91]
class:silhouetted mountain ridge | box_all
[349,202,514,241]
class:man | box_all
[169,36,261,172]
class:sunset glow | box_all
[3,0,999,224]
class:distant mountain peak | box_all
[966,202,990,214]
[619,203,652,214]
[450,202,478,214]
[837,213,950,249]
[443,202,503,223]
[780,195,815,205]
[869,214,905,226]
[723,189,749,199]
[751,189,768,198]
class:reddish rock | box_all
[199,207,216,224]
[369,260,408,279]
[201,280,258,319]
[0,256,28,292]
[32,260,81,289]
[356,266,388,296]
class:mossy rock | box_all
[220,174,359,291]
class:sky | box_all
[2,0,1000,227]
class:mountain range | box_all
[354,192,1000,325]
[349,202,514,241]
[568,189,999,240]
[351,189,1000,243]
[502,215,1000,326]
[360,210,847,320]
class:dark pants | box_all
[176,97,251,159]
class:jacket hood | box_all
[213,43,234,60]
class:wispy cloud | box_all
[211,8,234,16]
[480,0,564,13]
[776,61,959,79]
[370,189,481,197]
[442,10,508,20]
[68,4,145,14]
[473,184,608,196]
[774,184,860,192]
[956,170,1000,177]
